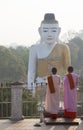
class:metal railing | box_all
[0,81,83,119]
[0,82,40,119]
[0,82,11,118]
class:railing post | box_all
[11,81,24,120]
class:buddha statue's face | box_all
[39,23,61,45]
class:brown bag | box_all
[47,76,55,93]
[67,73,75,89]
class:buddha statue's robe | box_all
[37,43,71,79]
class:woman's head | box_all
[52,67,57,74]
[67,66,74,73]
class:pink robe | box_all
[45,74,60,115]
[63,72,78,118]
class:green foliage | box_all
[22,88,39,117]
[79,77,83,86]
[10,46,29,73]
[0,46,29,82]
[69,36,83,71]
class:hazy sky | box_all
[0,0,83,47]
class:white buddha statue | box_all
[27,13,71,91]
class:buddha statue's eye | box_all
[52,30,56,32]
[43,30,48,32]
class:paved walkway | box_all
[0,118,83,130]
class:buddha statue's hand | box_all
[35,76,47,86]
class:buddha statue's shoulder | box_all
[30,42,46,52]
[57,42,69,49]
[30,42,41,50]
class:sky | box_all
[0,0,83,47]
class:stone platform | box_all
[45,117,81,125]
[0,118,83,130]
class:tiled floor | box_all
[0,118,82,130]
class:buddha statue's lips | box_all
[47,38,53,40]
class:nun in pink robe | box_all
[45,67,60,119]
[63,66,78,118]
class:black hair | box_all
[52,67,57,74]
[67,66,74,73]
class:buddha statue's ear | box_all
[58,27,61,34]
[57,27,61,36]
[38,27,41,36]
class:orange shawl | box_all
[67,73,75,89]
[47,76,55,93]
